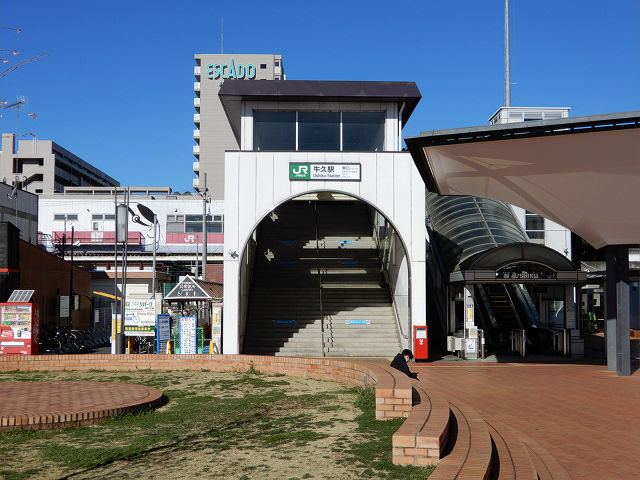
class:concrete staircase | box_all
[243,201,401,357]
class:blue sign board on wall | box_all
[156,314,171,354]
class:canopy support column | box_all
[605,245,631,376]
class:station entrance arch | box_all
[222,151,426,355]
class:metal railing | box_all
[552,328,571,356]
[478,328,485,359]
[508,329,526,357]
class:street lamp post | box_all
[196,173,209,280]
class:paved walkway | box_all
[0,381,163,431]
[413,361,640,479]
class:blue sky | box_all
[1,0,638,192]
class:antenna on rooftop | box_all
[504,0,511,107]
[221,18,224,54]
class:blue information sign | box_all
[156,314,171,354]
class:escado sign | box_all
[206,59,256,80]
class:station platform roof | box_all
[406,111,640,249]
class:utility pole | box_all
[201,173,208,280]
[504,0,511,107]
[152,213,157,295]
[113,188,119,353]
[69,226,74,328]
[121,188,130,349]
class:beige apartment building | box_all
[0,133,118,195]
[193,54,284,199]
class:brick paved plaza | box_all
[414,361,640,479]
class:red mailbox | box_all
[413,325,428,360]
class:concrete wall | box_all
[223,151,426,354]
[0,183,38,244]
[511,205,572,258]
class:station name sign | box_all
[289,163,361,181]
[206,59,256,80]
[496,270,557,280]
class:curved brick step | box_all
[391,381,450,466]
[429,400,493,480]
[485,418,572,480]
[485,420,537,479]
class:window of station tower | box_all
[253,111,385,152]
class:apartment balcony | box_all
[193,177,200,188]
[194,66,201,78]
[193,161,200,172]
[194,82,200,92]
[193,129,200,139]
[193,145,200,156]
[193,113,200,124]
[193,97,201,108]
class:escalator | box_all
[473,284,551,354]
[425,193,567,355]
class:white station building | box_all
[218,79,426,356]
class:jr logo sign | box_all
[289,163,310,180]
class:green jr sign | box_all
[289,163,310,180]
[289,162,361,181]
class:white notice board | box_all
[179,316,197,354]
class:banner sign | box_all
[179,316,197,354]
[289,163,361,181]
[124,299,156,336]
[156,314,171,353]
[212,307,222,335]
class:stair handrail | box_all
[315,203,325,356]
[378,223,409,341]
[503,286,525,330]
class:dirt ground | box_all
[0,370,386,480]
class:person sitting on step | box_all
[390,348,419,379]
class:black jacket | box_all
[390,353,418,379]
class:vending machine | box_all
[0,291,40,355]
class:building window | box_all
[298,112,340,151]
[54,214,78,221]
[525,211,545,242]
[260,64,267,69]
[254,111,296,151]
[253,110,385,152]
[342,112,384,151]
[166,214,223,234]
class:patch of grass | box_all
[317,405,341,412]
[343,386,435,479]
[263,429,328,446]
[0,468,41,480]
